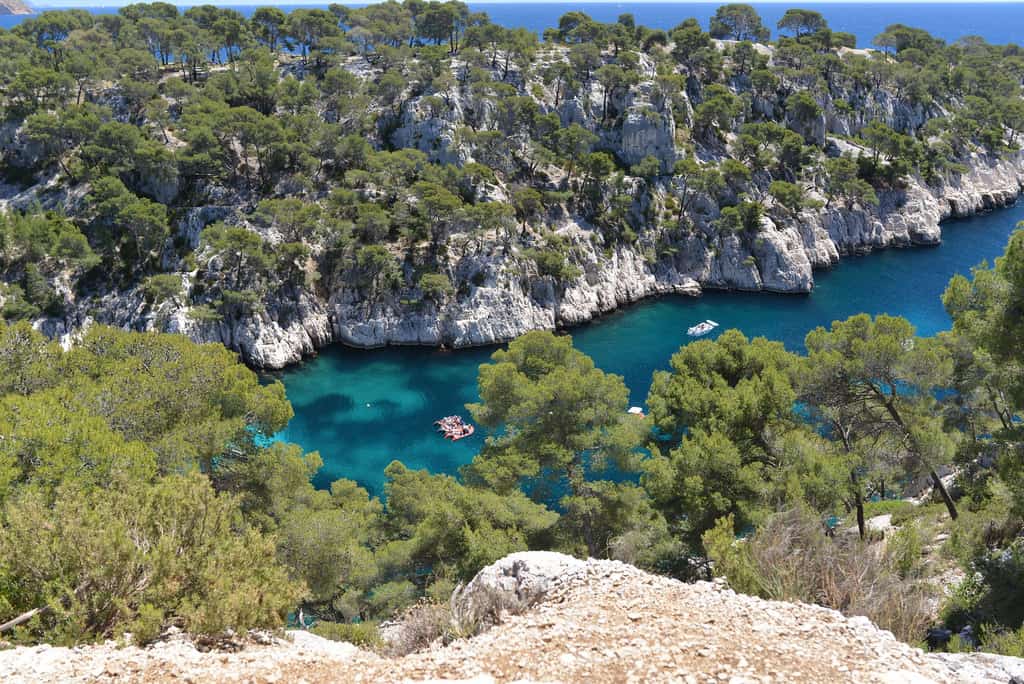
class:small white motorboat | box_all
[687,319,720,337]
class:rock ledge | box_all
[3,552,1023,683]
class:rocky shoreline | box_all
[129,149,1024,369]
[8,43,1023,370]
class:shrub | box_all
[418,272,454,301]
[768,180,805,213]
[941,573,986,631]
[128,603,165,646]
[0,472,303,645]
[704,508,933,643]
[980,625,1024,657]
[309,621,382,649]
[888,521,925,579]
[526,247,581,281]
[383,601,452,656]
[862,499,915,519]
[1,284,39,321]
[702,514,760,594]
[972,541,1024,630]
[142,274,183,304]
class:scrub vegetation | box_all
[0,1,1023,659]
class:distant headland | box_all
[0,0,32,16]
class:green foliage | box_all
[0,3,1023,654]
[465,331,648,556]
[709,4,769,42]
[381,461,558,583]
[785,91,821,125]
[801,314,960,520]
[705,508,933,643]
[643,330,830,548]
[310,620,382,649]
[86,176,169,268]
[418,272,454,301]
[694,85,742,141]
[767,180,806,213]
[888,522,926,579]
[716,200,764,234]
[0,3,1012,347]
[141,274,182,304]
[777,9,828,38]
[525,244,581,281]
[0,210,97,271]
[630,155,662,180]
[862,499,915,519]
[0,471,303,645]
[701,514,760,592]
[823,156,879,209]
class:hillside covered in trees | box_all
[1,2,1024,365]
[1,0,1024,665]
[1,227,1023,657]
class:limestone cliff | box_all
[0,1,32,16]
[2,552,1021,683]
[68,148,1021,369]
[5,43,1024,368]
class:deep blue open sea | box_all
[8,2,1024,494]
[9,3,1024,48]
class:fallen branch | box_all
[0,606,47,633]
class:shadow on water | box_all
[275,203,1024,495]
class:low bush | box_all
[382,601,452,657]
[704,508,932,643]
[309,620,382,649]
[861,499,915,519]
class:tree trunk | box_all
[851,470,865,539]
[856,495,865,539]
[931,469,958,520]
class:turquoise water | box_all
[272,205,1024,495]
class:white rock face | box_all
[451,551,588,617]
[17,45,1024,369]
[3,551,1024,683]
[33,149,1024,370]
[320,153,1023,365]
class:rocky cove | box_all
[18,145,1022,371]
[115,150,1024,368]
[6,6,1024,673]
[0,34,1019,369]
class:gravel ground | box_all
[2,557,1022,684]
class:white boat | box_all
[687,320,720,337]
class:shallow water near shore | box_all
[273,204,1024,495]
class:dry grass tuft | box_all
[707,508,934,643]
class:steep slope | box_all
[0,1,31,16]
[4,35,1024,368]
[2,552,1021,683]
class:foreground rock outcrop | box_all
[3,552,1022,683]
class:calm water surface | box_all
[273,205,1024,494]
[11,2,1024,493]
